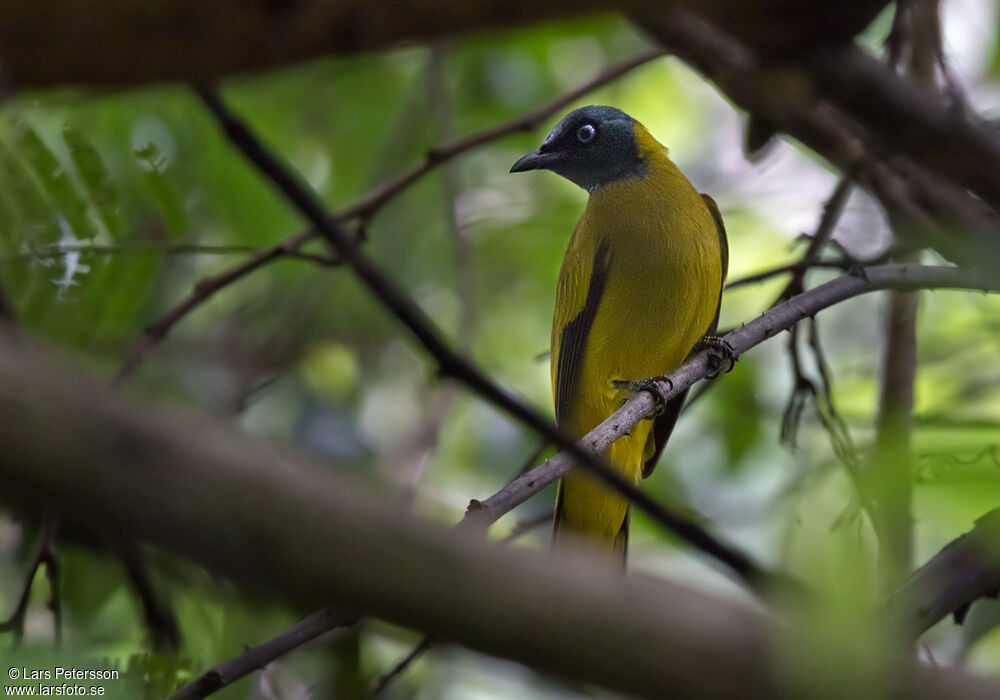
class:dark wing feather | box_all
[641,194,729,478]
[554,238,613,426]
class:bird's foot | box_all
[696,335,737,378]
[612,375,674,417]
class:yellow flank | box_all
[551,122,725,554]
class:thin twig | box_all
[0,513,60,644]
[724,253,896,291]
[777,177,855,447]
[773,176,854,304]
[169,607,355,700]
[370,636,434,697]
[114,50,664,383]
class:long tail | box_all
[552,477,630,566]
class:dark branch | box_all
[0,513,59,643]
[1,324,998,700]
[890,508,1000,642]
[169,607,355,700]
[638,7,1000,276]
[370,636,434,697]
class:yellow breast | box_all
[551,122,724,439]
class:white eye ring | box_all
[576,124,596,143]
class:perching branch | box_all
[114,49,663,382]
[467,265,1000,531]
[1,328,999,700]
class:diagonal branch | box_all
[114,50,664,382]
[196,86,780,589]
[774,176,853,304]
[0,513,60,643]
[466,265,999,529]
[890,508,1000,641]
[169,607,355,700]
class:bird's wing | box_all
[553,237,613,426]
[641,194,728,479]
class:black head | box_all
[510,106,645,192]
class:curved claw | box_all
[612,375,675,417]
[698,335,738,378]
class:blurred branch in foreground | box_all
[113,49,664,382]
[0,329,998,700]
[166,258,1000,697]
[0,0,887,87]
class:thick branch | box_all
[0,1,886,88]
[0,330,997,700]
[639,8,1000,276]
[809,47,1000,211]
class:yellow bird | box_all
[511,106,728,560]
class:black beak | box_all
[510,149,563,173]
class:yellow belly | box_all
[551,138,724,549]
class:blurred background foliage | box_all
[1,3,999,698]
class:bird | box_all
[510,105,729,561]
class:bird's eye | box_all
[576,124,596,143]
